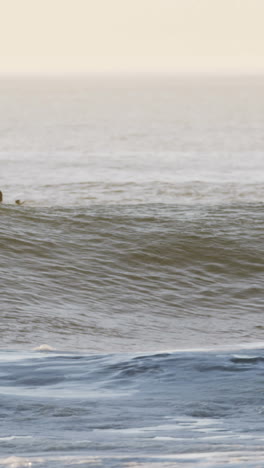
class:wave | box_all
[0,203,263,352]
[1,346,264,406]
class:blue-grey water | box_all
[0,76,263,467]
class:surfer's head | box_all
[15,200,21,205]
[0,191,2,202]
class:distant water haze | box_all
[1,76,264,206]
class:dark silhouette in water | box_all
[0,193,24,205]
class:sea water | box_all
[0,75,263,467]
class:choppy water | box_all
[0,76,263,466]
[1,346,264,468]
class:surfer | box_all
[0,193,24,205]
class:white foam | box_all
[33,344,56,352]
[0,436,32,442]
[0,456,100,467]
[0,456,35,468]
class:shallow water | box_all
[1,347,264,467]
[0,76,263,466]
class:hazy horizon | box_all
[0,0,264,75]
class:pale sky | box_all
[0,0,263,74]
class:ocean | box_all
[0,75,263,467]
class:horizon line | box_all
[0,69,264,78]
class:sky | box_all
[0,0,263,74]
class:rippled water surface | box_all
[0,203,263,352]
[0,76,263,466]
